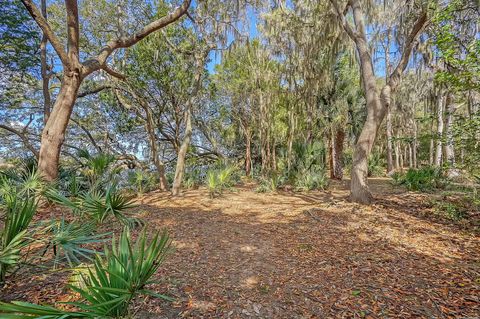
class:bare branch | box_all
[0,124,39,158]
[329,0,357,40]
[78,84,113,98]
[389,11,428,90]
[20,0,69,66]
[82,0,192,77]
[101,65,126,80]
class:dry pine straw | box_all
[1,179,479,318]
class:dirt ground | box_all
[1,178,480,318]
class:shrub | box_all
[127,170,158,194]
[394,166,448,191]
[0,228,172,318]
[41,218,109,267]
[46,185,137,225]
[367,152,385,177]
[432,200,466,221]
[206,165,236,198]
[294,170,328,191]
[0,193,36,282]
[255,173,285,193]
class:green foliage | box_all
[0,193,36,282]
[69,228,172,317]
[41,218,109,267]
[279,142,328,191]
[294,169,329,191]
[0,228,172,318]
[206,165,236,198]
[392,167,448,192]
[126,170,157,194]
[182,167,203,189]
[432,200,466,221]
[0,163,47,201]
[432,0,479,91]
[46,185,136,226]
[255,173,284,193]
[367,152,385,177]
[0,164,42,282]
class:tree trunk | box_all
[399,144,404,170]
[384,29,394,174]
[144,105,168,191]
[434,89,445,167]
[386,108,394,173]
[330,128,345,180]
[245,130,252,177]
[171,106,192,196]
[444,93,455,167]
[412,120,418,168]
[40,0,51,124]
[394,137,400,170]
[287,103,295,172]
[444,93,459,177]
[408,143,413,168]
[349,36,385,203]
[38,73,81,181]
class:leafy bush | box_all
[0,228,172,318]
[432,200,466,221]
[183,167,203,189]
[255,173,284,193]
[393,166,448,191]
[368,152,385,177]
[46,185,137,225]
[41,218,109,267]
[206,165,236,198]
[294,170,328,191]
[0,165,42,282]
[0,193,36,282]
[127,170,157,194]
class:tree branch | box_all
[0,124,39,158]
[20,0,69,66]
[101,65,126,80]
[329,0,357,40]
[389,11,428,90]
[82,0,192,77]
[77,84,112,98]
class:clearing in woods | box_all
[1,179,479,318]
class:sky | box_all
[206,6,259,74]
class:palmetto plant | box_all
[42,218,109,267]
[206,165,236,198]
[0,194,36,282]
[46,185,136,225]
[70,228,172,317]
[0,228,172,318]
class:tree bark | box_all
[38,74,81,181]
[395,138,400,170]
[171,51,206,196]
[444,93,455,167]
[40,0,51,124]
[171,107,192,196]
[144,105,168,191]
[330,128,345,180]
[384,29,394,174]
[386,108,394,173]
[434,88,445,167]
[245,130,252,177]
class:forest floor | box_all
[2,178,480,318]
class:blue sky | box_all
[206,6,259,74]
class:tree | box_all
[20,0,191,181]
[329,0,428,203]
